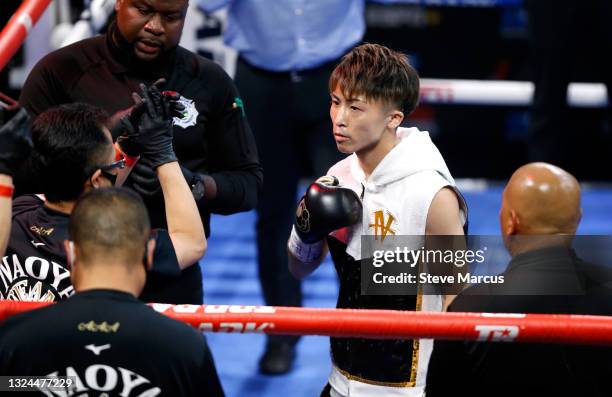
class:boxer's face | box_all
[330,86,401,155]
[115,0,188,61]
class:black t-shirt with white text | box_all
[0,289,224,397]
[2,195,182,303]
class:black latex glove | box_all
[0,108,33,177]
[108,92,144,143]
[111,78,184,147]
[138,83,177,165]
[161,90,185,119]
[118,83,178,168]
[114,111,140,156]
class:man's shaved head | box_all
[69,187,151,267]
[500,162,582,237]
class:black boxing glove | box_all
[288,176,362,263]
[0,108,32,177]
[294,176,362,243]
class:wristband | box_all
[288,226,323,263]
[0,184,14,198]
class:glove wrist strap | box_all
[288,226,323,264]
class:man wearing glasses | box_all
[1,91,206,303]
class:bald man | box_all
[426,163,612,397]
[501,162,581,252]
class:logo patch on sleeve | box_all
[232,97,245,117]
[173,95,199,129]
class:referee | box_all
[19,0,263,305]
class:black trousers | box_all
[235,57,343,345]
[526,0,612,166]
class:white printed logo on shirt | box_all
[85,344,111,356]
[173,96,198,129]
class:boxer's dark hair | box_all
[329,43,420,115]
[31,103,111,202]
[69,187,151,266]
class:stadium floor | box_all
[201,183,612,397]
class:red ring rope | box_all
[1,301,611,346]
[0,0,52,72]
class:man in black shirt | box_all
[3,96,205,303]
[426,163,612,397]
[0,187,224,396]
[19,0,263,304]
